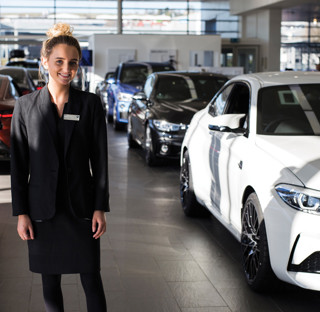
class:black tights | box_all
[41,273,107,312]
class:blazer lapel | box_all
[37,85,58,150]
[63,87,83,158]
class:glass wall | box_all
[0,0,239,36]
[281,20,320,71]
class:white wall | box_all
[88,34,221,91]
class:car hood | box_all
[255,135,320,189]
[151,99,208,124]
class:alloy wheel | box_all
[180,154,190,206]
[241,199,261,283]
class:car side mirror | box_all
[208,114,247,135]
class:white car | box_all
[180,71,320,291]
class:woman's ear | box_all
[41,57,48,70]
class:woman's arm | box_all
[90,95,110,212]
[11,98,30,216]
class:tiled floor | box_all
[1,124,320,312]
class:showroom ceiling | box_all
[282,3,320,22]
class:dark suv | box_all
[106,61,174,130]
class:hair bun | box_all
[46,23,74,38]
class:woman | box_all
[11,23,109,312]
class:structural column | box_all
[242,8,281,71]
[117,0,122,34]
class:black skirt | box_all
[27,209,101,274]
[27,102,101,275]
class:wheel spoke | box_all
[180,159,189,202]
[241,199,261,282]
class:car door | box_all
[133,75,155,143]
[189,83,234,209]
[209,83,250,228]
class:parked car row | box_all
[0,60,44,160]
[0,74,21,160]
[99,64,320,293]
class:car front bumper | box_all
[265,193,320,290]
[117,101,130,123]
[151,129,186,159]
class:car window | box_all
[225,83,250,115]
[257,84,320,135]
[9,81,20,98]
[209,84,234,116]
[154,75,228,102]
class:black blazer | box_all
[11,85,109,221]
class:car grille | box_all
[288,252,320,273]
[120,112,128,120]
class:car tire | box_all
[180,150,208,217]
[107,111,113,123]
[127,116,138,148]
[113,104,121,131]
[241,193,276,292]
[144,124,157,166]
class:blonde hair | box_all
[41,23,82,59]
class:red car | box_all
[0,74,21,160]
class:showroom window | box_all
[281,5,320,71]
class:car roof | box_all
[6,59,40,68]
[153,71,228,78]
[230,71,320,87]
[121,61,173,67]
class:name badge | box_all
[63,114,80,121]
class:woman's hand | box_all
[17,214,34,240]
[92,210,107,239]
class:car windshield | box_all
[257,84,320,135]
[0,69,27,85]
[155,75,227,101]
[120,65,150,84]
[120,64,173,85]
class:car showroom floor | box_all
[1,124,320,312]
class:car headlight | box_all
[153,120,187,132]
[117,92,132,102]
[276,184,320,214]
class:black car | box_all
[127,71,228,165]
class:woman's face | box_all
[42,43,79,86]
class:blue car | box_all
[107,61,174,130]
